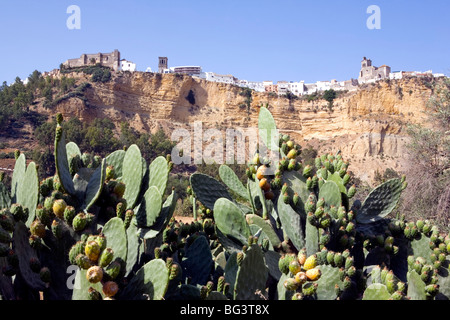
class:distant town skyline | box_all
[1,0,449,85]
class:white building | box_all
[170,66,202,76]
[120,59,136,72]
[389,71,403,80]
[204,72,237,85]
[315,80,332,92]
[246,81,265,92]
[288,81,306,95]
[276,81,290,94]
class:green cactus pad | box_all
[17,162,39,227]
[54,128,76,195]
[258,106,279,151]
[247,178,263,212]
[407,270,427,300]
[125,216,140,277]
[362,283,391,300]
[102,217,128,264]
[119,259,169,300]
[408,233,433,264]
[121,144,143,209]
[136,186,163,228]
[214,198,250,245]
[305,217,320,256]
[190,173,232,210]
[148,156,169,196]
[13,222,46,291]
[234,244,269,300]
[326,171,347,194]
[356,178,403,224]
[264,250,282,280]
[318,180,342,211]
[224,252,239,294]
[181,235,214,285]
[73,168,90,200]
[316,265,344,300]
[66,141,82,165]
[216,227,244,253]
[161,190,178,225]
[0,181,11,209]
[219,164,249,200]
[105,149,126,179]
[246,214,281,248]
[436,257,450,300]
[277,193,305,251]
[83,158,106,211]
[11,153,26,202]
[254,177,269,218]
[282,170,310,213]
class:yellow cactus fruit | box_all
[306,268,322,281]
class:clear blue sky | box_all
[0,0,449,85]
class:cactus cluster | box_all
[0,109,448,300]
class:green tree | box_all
[400,78,450,230]
[85,118,120,155]
[323,89,337,112]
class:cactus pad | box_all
[11,153,26,202]
[54,128,75,195]
[214,197,250,245]
[148,156,169,196]
[190,173,231,210]
[406,270,427,300]
[356,179,403,224]
[277,193,305,251]
[83,158,106,211]
[315,265,343,300]
[121,144,143,209]
[362,283,391,300]
[234,244,269,300]
[246,214,281,248]
[105,149,126,179]
[258,106,279,151]
[318,180,342,211]
[102,217,128,264]
[136,186,163,228]
[119,259,169,300]
[17,162,39,227]
[219,164,249,200]
[13,222,46,291]
[181,235,214,285]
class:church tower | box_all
[158,57,168,73]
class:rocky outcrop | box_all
[47,71,437,183]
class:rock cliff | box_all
[47,71,437,183]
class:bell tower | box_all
[158,57,168,73]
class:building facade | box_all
[63,50,121,71]
[120,59,136,72]
[358,57,391,84]
[158,57,168,73]
[170,66,202,76]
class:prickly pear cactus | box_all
[119,259,169,300]
[190,173,232,210]
[181,235,214,285]
[234,244,269,300]
[213,197,250,246]
[121,144,143,210]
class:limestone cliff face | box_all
[52,71,436,183]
